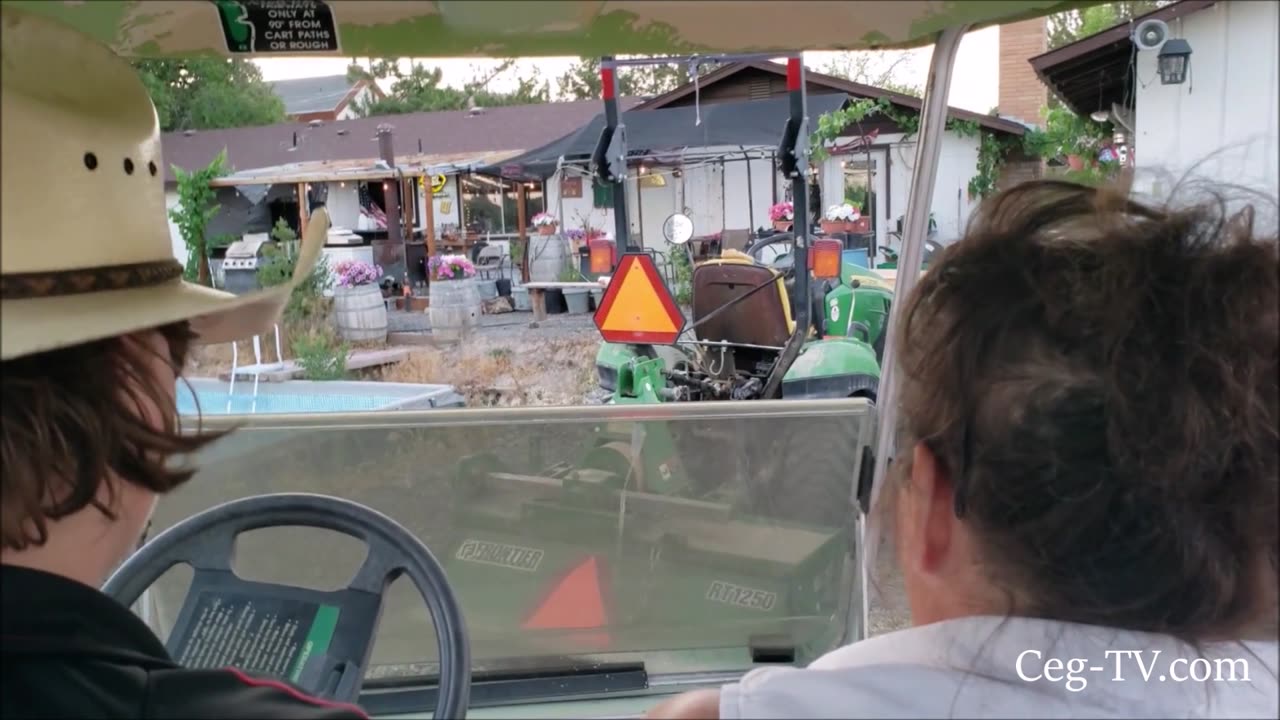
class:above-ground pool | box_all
[177,378,465,416]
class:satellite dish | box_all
[663,213,694,245]
[1133,18,1169,51]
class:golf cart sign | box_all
[213,0,339,54]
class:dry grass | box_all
[377,336,599,406]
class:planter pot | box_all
[589,287,603,311]
[1067,154,1085,171]
[511,285,531,312]
[429,278,482,343]
[475,278,499,301]
[528,234,568,284]
[772,220,793,232]
[333,284,388,344]
[495,278,512,297]
[563,287,591,314]
[545,289,567,315]
[407,296,430,313]
[537,224,558,236]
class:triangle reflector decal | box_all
[523,556,607,630]
[593,253,686,345]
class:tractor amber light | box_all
[810,239,842,279]
[589,239,616,274]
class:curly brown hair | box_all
[893,179,1278,641]
[1,322,225,550]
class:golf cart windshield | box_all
[139,401,875,713]
[24,0,1095,715]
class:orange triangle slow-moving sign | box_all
[523,556,607,630]
[593,253,686,345]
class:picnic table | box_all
[522,281,606,324]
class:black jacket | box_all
[1,565,369,719]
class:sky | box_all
[253,26,999,113]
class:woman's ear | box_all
[908,441,956,573]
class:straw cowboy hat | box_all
[0,5,328,362]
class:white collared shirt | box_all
[720,616,1279,718]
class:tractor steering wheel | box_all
[104,493,471,719]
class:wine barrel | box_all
[429,278,482,343]
[333,284,388,343]
[528,234,568,283]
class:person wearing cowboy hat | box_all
[0,7,369,719]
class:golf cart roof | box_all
[10,0,1091,58]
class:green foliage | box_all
[670,248,694,307]
[556,56,720,100]
[1048,1,1166,49]
[169,150,228,286]
[292,328,349,381]
[809,98,1007,198]
[557,259,580,282]
[134,58,285,132]
[1023,105,1113,161]
[968,132,1015,200]
[348,58,551,116]
[257,218,333,326]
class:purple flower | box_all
[427,254,477,281]
[334,259,383,288]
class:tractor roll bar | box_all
[593,52,812,339]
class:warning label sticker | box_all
[213,0,340,54]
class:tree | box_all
[556,56,720,100]
[819,52,923,96]
[1047,1,1167,49]
[169,150,229,287]
[134,58,285,131]
[347,58,551,116]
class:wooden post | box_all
[424,175,437,258]
[516,183,529,283]
[297,182,309,237]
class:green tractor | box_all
[593,226,895,405]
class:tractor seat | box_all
[692,253,795,348]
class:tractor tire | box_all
[743,416,861,530]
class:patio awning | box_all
[479,94,850,180]
[209,149,525,187]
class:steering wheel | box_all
[105,493,471,719]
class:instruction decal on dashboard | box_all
[213,0,340,54]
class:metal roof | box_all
[269,74,365,116]
[160,98,640,184]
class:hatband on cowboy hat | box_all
[0,5,328,362]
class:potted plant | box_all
[821,203,865,234]
[427,254,481,343]
[532,212,559,236]
[332,259,387,344]
[769,201,794,231]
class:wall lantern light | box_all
[1157,38,1192,85]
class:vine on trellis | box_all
[810,99,1010,202]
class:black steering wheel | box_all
[105,493,471,719]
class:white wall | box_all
[336,85,378,121]
[819,130,981,249]
[1134,1,1279,198]
[540,130,983,253]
